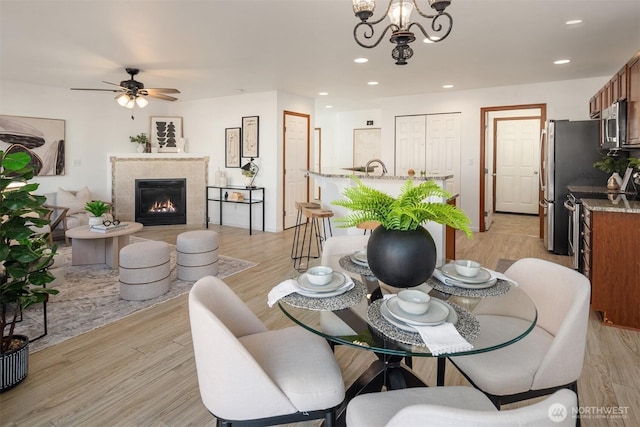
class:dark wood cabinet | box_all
[627,54,640,146]
[583,206,640,330]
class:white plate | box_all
[350,250,369,267]
[443,277,498,289]
[440,263,492,284]
[386,297,450,326]
[296,282,353,298]
[297,272,346,293]
[380,300,458,332]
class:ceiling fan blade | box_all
[102,81,126,88]
[145,93,178,101]
[70,88,123,92]
[145,88,181,94]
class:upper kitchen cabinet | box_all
[627,52,640,146]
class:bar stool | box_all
[356,220,381,235]
[290,201,334,271]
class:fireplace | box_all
[135,178,187,226]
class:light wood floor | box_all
[1,214,638,426]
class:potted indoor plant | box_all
[593,155,630,190]
[129,133,149,153]
[1,150,58,392]
[332,177,472,287]
[84,200,111,226]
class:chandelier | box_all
[352,0,453,65]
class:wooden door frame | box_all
[479,103,546,233]
[282,110,310,229]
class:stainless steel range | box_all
[564,193,582,270]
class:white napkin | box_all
[411,322,473,356]
[267,273,354,307]
[432,266,518,286]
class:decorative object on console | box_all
[1,150,58,392]
[241,116,259,158]
[593,154,630,191]
[333,177,471,288]
[151,117,182,152]
[241,157,259,188]
[225,127,241,168]
[0,114,66,176]
[351,0,453,65]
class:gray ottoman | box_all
[119,241,171,301]
[176,230,219,281]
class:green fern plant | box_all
[332,177,472,237]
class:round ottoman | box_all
[176,230,219,281]
[119,241,171,301]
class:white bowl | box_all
[454,260,482,277]
[397,289,431,315]
[306,266,334,286]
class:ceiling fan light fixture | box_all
[125,97,136,109]
[116,93,131,107]
[135,96,149,108]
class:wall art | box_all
[0,114,65,176]
[225,127,241,168]
[150,117,183,151]
[241,115,259,158]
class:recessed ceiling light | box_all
[354,58,369,64]
[367,81,379,86]
[565,19,583,25]
[318,92,329,96]
[554,59,571,65]
[423,36,441,44]
[442,84,454,89]
[325,105,334,109]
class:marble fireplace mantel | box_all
[108,153,209,225]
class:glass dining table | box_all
[276,254,537,420]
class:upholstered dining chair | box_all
[447,258,591,411]
[346,386,577,427]
[188,276,345,426]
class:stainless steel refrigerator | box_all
[541,119,607,255]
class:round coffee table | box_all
[65,222,144,268]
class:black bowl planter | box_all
[367,226,437,288]
[1,335,29,393]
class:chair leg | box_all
[570,381,580,427]
[325,409,336,427]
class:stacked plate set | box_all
[295,266,352,298]
[379,294,458,333]
[437,260,497,289]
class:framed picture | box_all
[150,117,182,149]
[241,116,259,158]
[0,114,66,176]
[225,127,241,168]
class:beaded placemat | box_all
[427,276,511,298]
[339,255,375,276]
[280,279,366,311]
[367,299,480,347]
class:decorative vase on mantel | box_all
[136,144,145,153]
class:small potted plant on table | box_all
[85,200,111,226]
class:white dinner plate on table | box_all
[297,272,346,293]
[440,263,492,284]
[385,297,450,326]
[380,300,458,332]
[443,277,498,289]
[295,282,353,298]
[350,250,369,267]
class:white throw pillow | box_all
[57,186,92,215]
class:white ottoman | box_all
[176,230,219,281]
[119,241,171,301]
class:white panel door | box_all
[426,114,460,194]
[395,115,426,175]
[495,118,540,214]
[284,112,309,229]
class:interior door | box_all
[283,112,310,229]
[494,118,540,214]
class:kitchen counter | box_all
[581,197,640,214]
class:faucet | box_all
[365,159,388,177]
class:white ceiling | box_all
[1,0,639,112]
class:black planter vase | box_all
[367,226,437,288]
[1,334,29,393]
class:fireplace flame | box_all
[148,198,177,214]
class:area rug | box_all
[495,258,516,273]
[13,237,258,352]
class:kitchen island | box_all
[308,170,454,267]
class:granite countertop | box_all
[308,169,453,181]
[582,196,640,214]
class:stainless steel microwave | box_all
[600,100,627,150]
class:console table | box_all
[205,185,265,235]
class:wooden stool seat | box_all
[290,202,334,272]
[356,220,381,234]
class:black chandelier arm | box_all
[354,22,399,49]
[408,12,453,42]
[356,0,395,25]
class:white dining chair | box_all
[447,258,590,411]
[346,386,577,427]
[188,276,345,426]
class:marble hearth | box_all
[109,154,209,225]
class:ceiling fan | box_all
[71,68,180,109]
